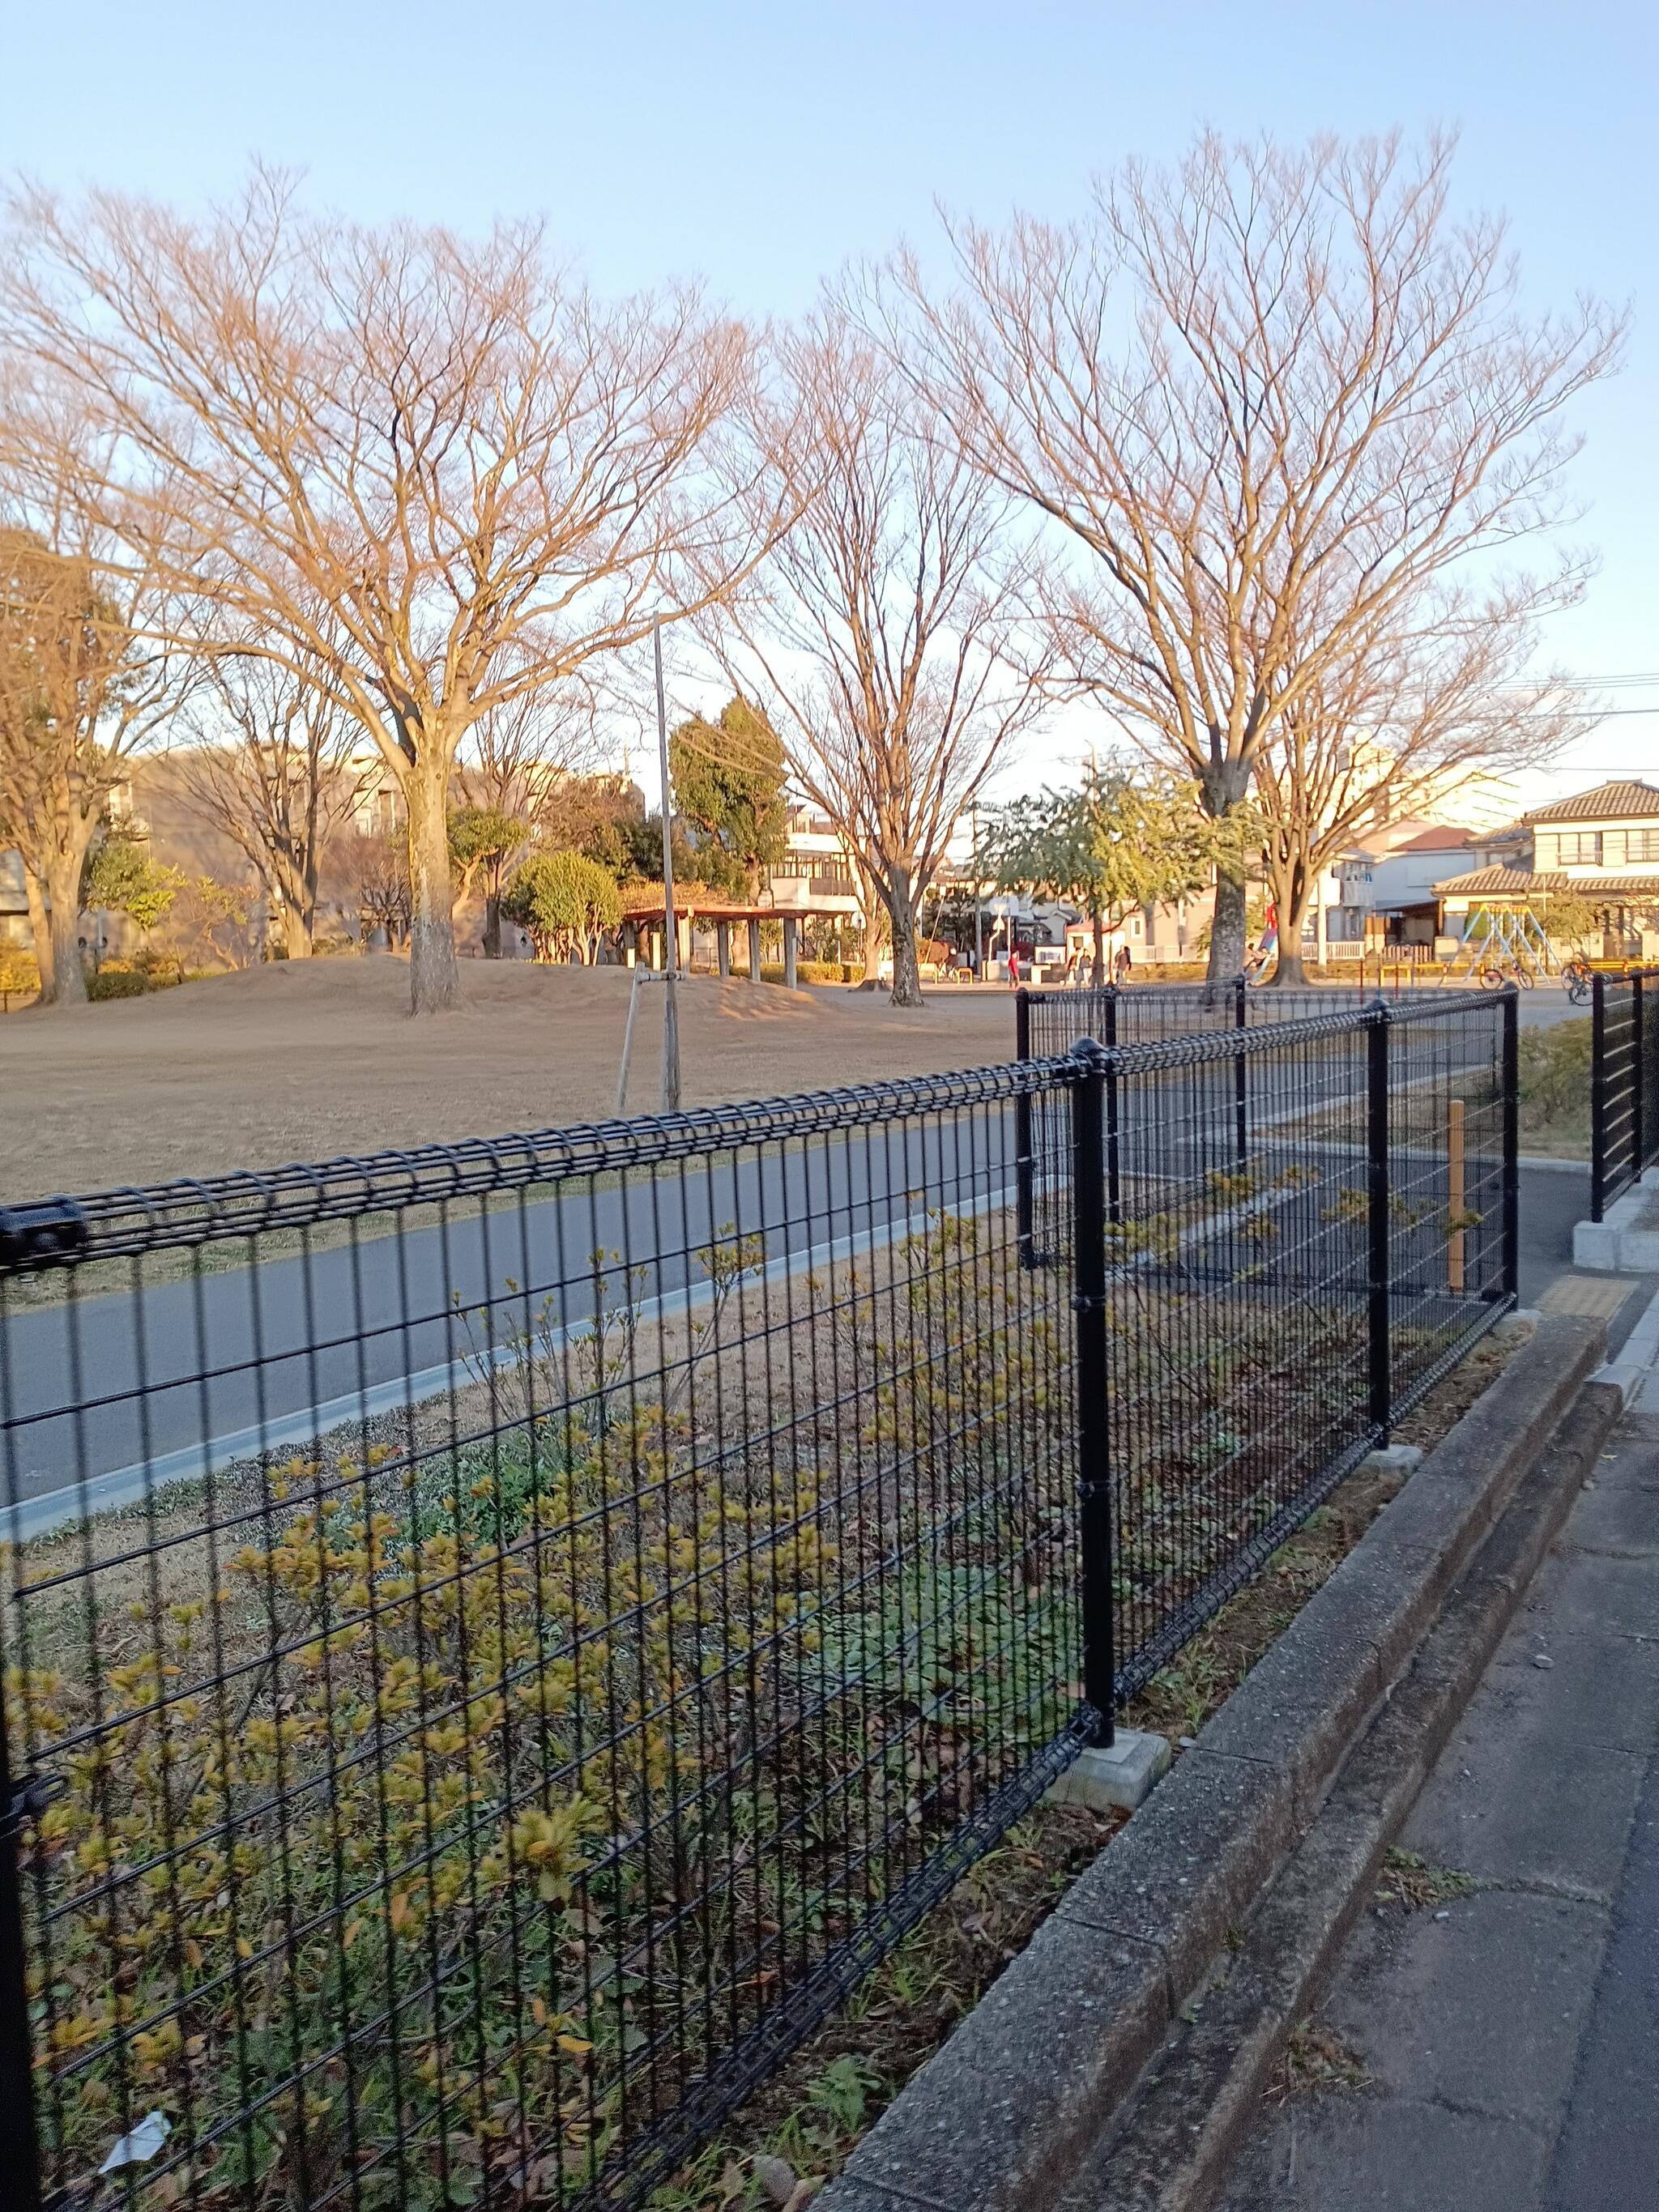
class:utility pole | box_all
[654,616,681,1112]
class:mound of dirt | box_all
[0,956,1015,1199]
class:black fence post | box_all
[0,1674,44,2212]
[1367,1005,1392,1438]
[1501,985,1520,1302]
[1069,1039,1116,1747]
[1103,989,1122,1225]
[1633,971,1646,1181]
[1591,973,1607,1224]
[1234,975,1248,1165]
[1014,987,1034,1267]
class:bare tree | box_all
[2,173,768,1012]
[881,130,1621,985]
[1255,577,1590,982]
[714,315,1047,1008]
[0,507,182,1005]
[176,654,360,957]
[453,684,598,825]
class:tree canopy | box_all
[984,765,1259,978]
[501,850,621,963]
[667,696,789,896]
[83,828,185,933]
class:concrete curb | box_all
[816,1313,1607,2212]
[1077,1369,1627,2212]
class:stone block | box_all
[1059,1749,1292,1995]
[1046,1729,1171,1813]
[836,1915,1168,2212]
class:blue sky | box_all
[7,0,1656,799]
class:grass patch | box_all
[645,1802,1121,2209]
[1264,2020,1373,2107]
[1371,1846,1476,1915]
[1123,1330,1511,1745]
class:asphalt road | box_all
[0,997,1591,1532]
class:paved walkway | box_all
[1217,1394,1659,2211]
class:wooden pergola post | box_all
[747,918,762,983]
[715,919,731,978]
[783,915,799,991]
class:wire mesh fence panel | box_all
[1591,970,1659,1219]
[1056,995,1514,1698]
[1021,979,1368,1061]
[0,1068,1087,2212]
[1380,999,1513,1413]
[0,997,1518,2212]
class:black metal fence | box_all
[1589,968,1659,1221]
[0,1005,1516,2212]
[1017,978,1368,1061]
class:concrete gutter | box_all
[816,1311,1609,2212]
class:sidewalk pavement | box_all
[1215,1374,1659,2212]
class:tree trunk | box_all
[1264,850,1311,988]
[1092,909,1106,988]
[483,891,502,961]
[1207,869,1248,993]
[23,866,56,1005]
[404,759,460,1013]
[859,865,885,987]
[43,841,89,1007]
[1201,763,1252,997]
[885,867,926,1010]
[284,903,315,959]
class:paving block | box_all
[1319,1888,1606,2126]
[1219,2098,1548,2212]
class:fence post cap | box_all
[1068,1037,1113,1072]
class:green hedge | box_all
[87,969,160,1000]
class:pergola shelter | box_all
[616,895,852,990]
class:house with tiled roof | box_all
[1432,779,1659,961]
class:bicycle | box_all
[1478,957,1534,991]
[1562,957,1593,1005]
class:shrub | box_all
[85,968,157,1000]
[0,944,41,1002]
[1516,1016,1591,1131]
[501,850,621,962]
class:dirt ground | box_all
[0,956,1023,1200]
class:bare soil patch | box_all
[0,957,1019,1200]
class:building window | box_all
[1607,828,1659,866]
[1555,831,1603,866]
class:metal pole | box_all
[1234,974,1248,1166]
[1014,988,1035,1267]
[654,617,681,1113]
[0,1673,45,2212]
[972,800,984,981]
[616,966,645,1116]
[1448,1097,1465,1295]
[1103,987,1122,1225]
[1591,972,1607,1223]
[1633,971,1646,1179]
[1069,1039,1115,1746]
[1501,984,1520,1301]
[1367,1005,1392,1437]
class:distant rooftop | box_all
[1525,779,1659,825]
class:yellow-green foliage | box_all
[15,1413,833,2206]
